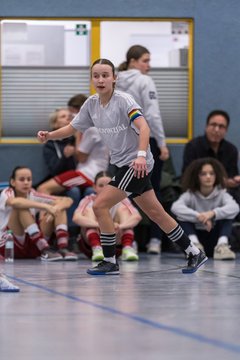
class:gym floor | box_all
[1,253,240,360]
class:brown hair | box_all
[9,166,32,192]
[118,45,150,71]
[94,171,112,184]
[181,158,227,192]
[91,58,115,76]
[67,94,87,111]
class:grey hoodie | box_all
[171,186,239,229]
[116,69,166,147]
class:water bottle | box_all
[4,230,14,263]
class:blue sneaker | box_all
[87,260,119,275]
[182,250,208,274]
[0,275,20,292]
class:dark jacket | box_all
[43,136,77,177]
[182,135,239,178]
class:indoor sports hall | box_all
[1,1,240,360]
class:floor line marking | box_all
[6,274,240,355]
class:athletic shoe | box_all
[213,244,236,260]
[182,250,208,274]
[91,246,104,262]
[0,275,20,292]
[122,246,139,261]
[87,260,119,275]
[58,248,78,261]
[40,248,63,262]
[147,238,161,254]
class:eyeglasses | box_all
[207,122,227,130]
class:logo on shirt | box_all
[97,124,128,135]
[149,91,156,100]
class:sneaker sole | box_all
[122,256,139,261]
[62,256,78,261]
[214,256,236,260]
[182,256,208,274]
[0,288,20,292]
[41,257,63,262]
[86,269,120,275]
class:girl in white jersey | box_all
[0,166,77,261]
[73,171,142,261]
[38,58,208,275]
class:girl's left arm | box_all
[116,202,142,230]
[130,116,150,178]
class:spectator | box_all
[116,45,169,254]
[68,93,88,116]
[0,166,77,261]
[182,110,240,207]
[39,105,87,235]
[171,158,239,259]
[73,171,142,261]
[43,107,77,178]
[37,127,109,197]
[67,93,88,146]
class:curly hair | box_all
[181,158,227,192]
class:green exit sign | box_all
[76,24,88,35]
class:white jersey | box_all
[0,187,54,239]
[76,193,139,219]
[76,127,109,182]
[116,69,166,147]
[71,90,154,172]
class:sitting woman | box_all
[0,166,77,261]
[73,171,142,261]
[171,158,239,259]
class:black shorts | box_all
[109,165,153,199]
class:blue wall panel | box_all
[0,0,239,178]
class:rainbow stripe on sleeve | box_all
[128,109,143,122]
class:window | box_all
[0,18,192,143]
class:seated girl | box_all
[0,166,77,261]
[171,158,239,259]
[73,171,142,261]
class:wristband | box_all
[137,150,147,158]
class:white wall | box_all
[100,21,189,67]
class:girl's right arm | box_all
[6,197,57,216]
[72,196,99,228]
[73,208,99,228]
[37,124,77,143]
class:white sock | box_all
[217,236,228,246]
[104,256,116,264]
[25,223,40,236]
[185,243,200,256]
[189,234,200,245]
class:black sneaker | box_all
[182,250,208,274]
[87,260,120,275]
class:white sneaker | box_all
[214,244,236,260]
[0,275,20,292]
[91,246,104,262]
[122,246,139,261]
[147,238,161,254]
